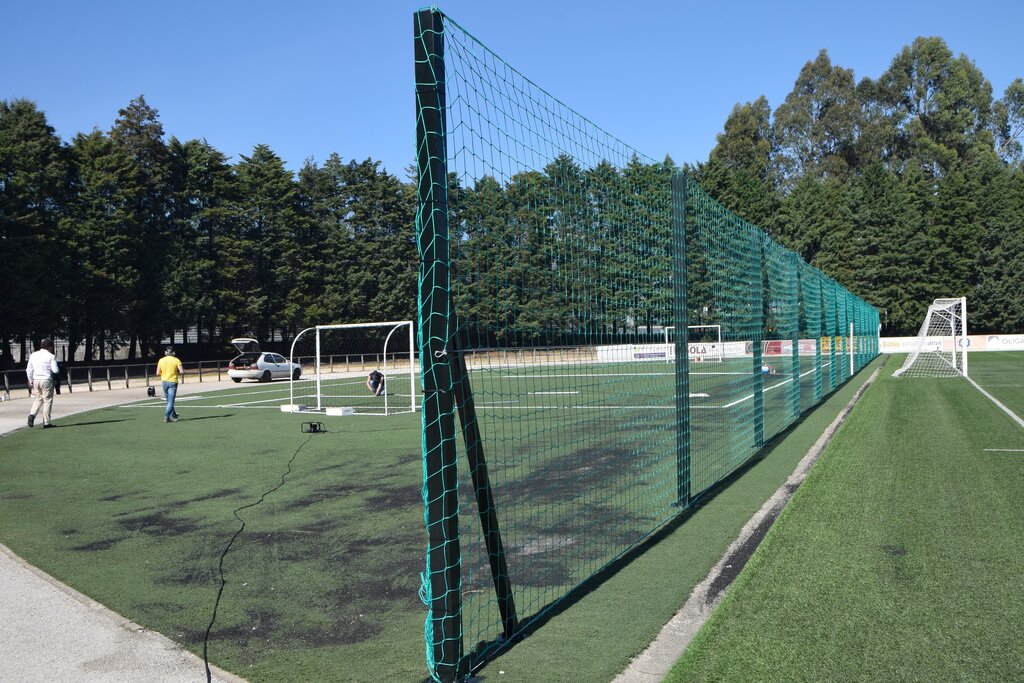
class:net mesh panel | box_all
[415,9,881,680]
[893,298,966,377]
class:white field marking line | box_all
[983,448,1024,452]
[530,391,580,395]
[691,371,754,376]
[967,377,1024,430]
[477,397,720,408]
[721,366,819,409]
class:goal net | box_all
[666,325,724,362]
[286,321,416,415]
[893,297,968,378]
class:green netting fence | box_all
[414,8,880,680]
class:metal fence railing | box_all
[1,354,420,400]
[1,360,233,400]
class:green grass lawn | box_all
[666,354,1024,682]
[0,359,881,682]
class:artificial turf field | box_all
[667,351,1024,682]
[1,357,877,682]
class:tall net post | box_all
[415,9,464,681]
[671,172,691,508]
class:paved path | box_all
[0,382,245,683]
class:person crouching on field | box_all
[26,338,59,429]
[366,369,385,396]
[156,346,184,422]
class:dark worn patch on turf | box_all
[278,482,367,512]
[882,544,907,557]
[59,528,78,535]
[171,488,245,506]
[157,565,219,586]
[116,510,201,536]
[364,484,421,512]
[200,606,386,648]
[499,445,633,507]
[71,537,125,551]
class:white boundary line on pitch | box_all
[720,366,820,409]
[967,377,1024,430]
[983,448,1024,452]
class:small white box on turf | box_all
[326,407,355,416]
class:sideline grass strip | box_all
[666,358,1024,682]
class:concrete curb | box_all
[613,366,883,683]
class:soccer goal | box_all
[893,297,968,378]
[666,325,724,362]
[286,321,417,415]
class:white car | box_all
[226,338,301,383]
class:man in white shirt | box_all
[26,338,59,428]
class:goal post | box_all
[666,324,724,362]
[286,321,417,415]
[893,297,968,378]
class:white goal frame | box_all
[666,325,724,363]
[893,297,968,378]
[286,321,416,415]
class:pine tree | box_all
[234,144,299,340]
[0,99,70,363]
[166,137,242,343]
[109,95,172,358]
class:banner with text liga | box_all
[880,334,1024,353]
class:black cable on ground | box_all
[203,434,314,682]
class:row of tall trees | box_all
[3,36,1022,365]
[0,96,416,364]
[696,37,1024,334]
[449,155,675,345]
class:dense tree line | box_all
[695,37,1024,334]
[3,36,1022,366]
[0,96,416,365]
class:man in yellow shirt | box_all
[156,346,184,423]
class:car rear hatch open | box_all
[230,338,261,355]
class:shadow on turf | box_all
[54,418,132,428]
[171,414,235,422]
[457,376,870,682]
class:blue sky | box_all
[5,1,1021,178]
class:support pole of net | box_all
[672,173,691,507]
[450,340,519,640]
[849,322,854,377]
[416,8,464,681]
